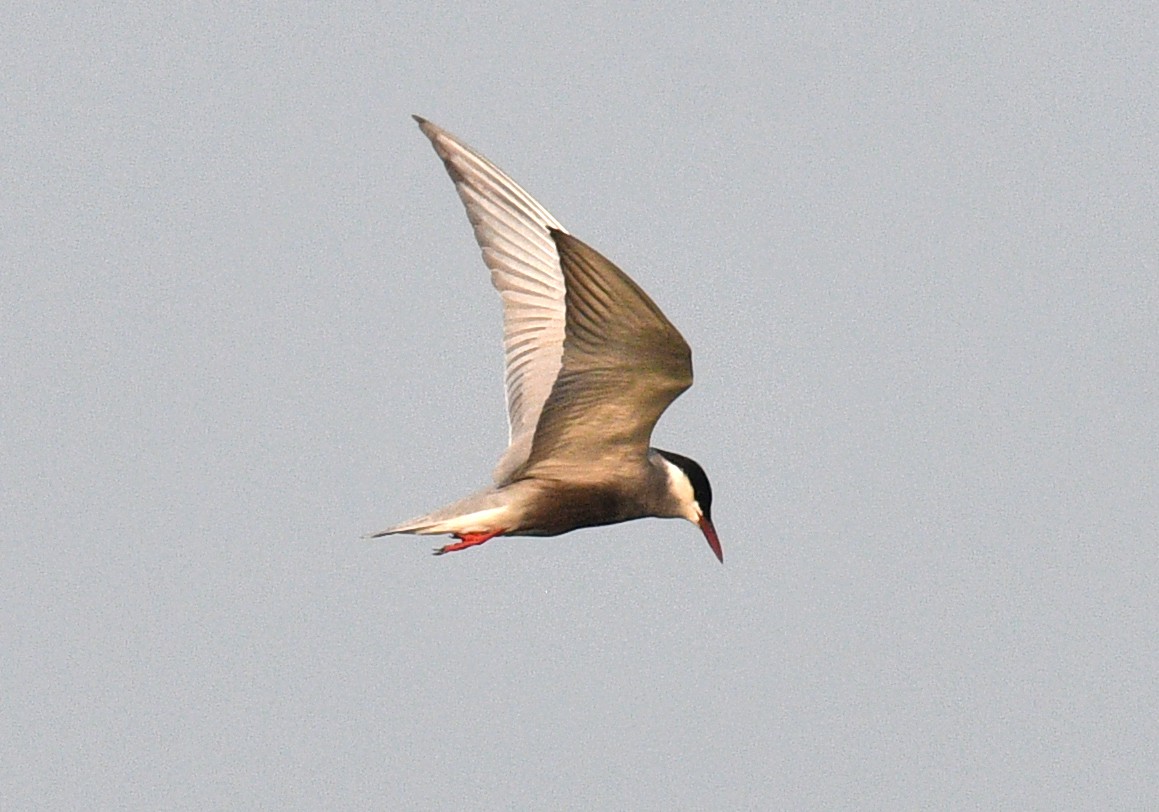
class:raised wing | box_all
[414,117,568,483]
[516,230,693,480]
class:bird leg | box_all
[433,529,504,556]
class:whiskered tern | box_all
[373,117,721,563]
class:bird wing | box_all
[414,117,568,484]
[514,230,693,480]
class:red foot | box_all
[433,529,505,556]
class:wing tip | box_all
[549,228,580,262]
[413,114,439,139]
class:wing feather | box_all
[414,117,567,483]
[516,231,693,479]
[414,119,694,487]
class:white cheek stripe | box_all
[662,458,702,523]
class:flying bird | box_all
[373,117,721,562]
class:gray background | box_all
[3,4,1156,809]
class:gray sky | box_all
[3,4,1157,809]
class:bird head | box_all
[655,449,721,563]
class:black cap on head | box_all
[655,449,713,519]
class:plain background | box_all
[3,4,1156,809]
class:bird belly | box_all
[511,482,645,537]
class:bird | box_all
[372,116,721,563]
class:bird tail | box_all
[366,515,447,537]
[366,488,518,538]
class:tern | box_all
[373,117,721,562]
